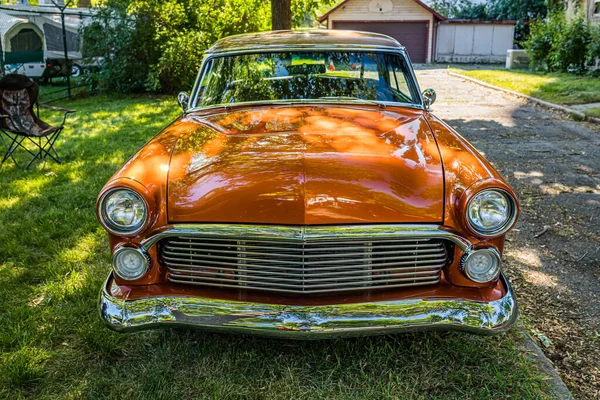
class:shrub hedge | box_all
[524,12,600,74]
[82,0,334,94]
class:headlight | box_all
[99,188,147,235]
[112,246,149,280]
[466,189,516,236]
[461,248,501,283]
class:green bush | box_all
[83,0,334,94]
[146,31,206,93]
[523,16,557,69]
[524,12,596,73]
[83,0,272,93]
[82,4,157,93]
[550,13,590,72]
[587,24,600,72]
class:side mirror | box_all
[422,88,436,110]
[178,92,190,112]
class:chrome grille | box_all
[160,235,450,294]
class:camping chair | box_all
[0,74,75,169]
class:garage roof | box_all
[206,29,404,54]
[318,0,446,22]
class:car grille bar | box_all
[160,235,450,294]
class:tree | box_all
[455,1,488,19]
[428,0,488,19]
[523,13,558,69]
[587,24,600,71]
[429,0,563,44]
[487,0,551,21]
[427,0,461,18]
[272,0,292,30]
[550,12,591,72]
[292,0,336,27]
[83,0,335,93]
[524,11,595,73]
[487,0,563,43]
[84,0,271,93]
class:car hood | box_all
[167,105,444,225]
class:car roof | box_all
[206,29,405,55]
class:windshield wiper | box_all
[317,96,387,109]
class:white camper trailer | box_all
[0,3,88,80]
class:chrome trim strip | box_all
[186,99,426,115]
[140,224,473,253]
[98,273,517,337]
[163,248,445,263]
[166,275,442,294]
[205,44,406,55]
[163,257,444,271]
[166,265,442,278]
[164,258,444,273]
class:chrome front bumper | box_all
[98,273,517,338]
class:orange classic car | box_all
[97,30,519,337]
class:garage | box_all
[319,0,445,63]
[332,21,429,63]
[320,0,517,64]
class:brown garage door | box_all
[332,21,428,63]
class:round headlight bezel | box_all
[112,246,150,281]
[99,187,148,236]
[461,248,501,283]
[466,189,517,237]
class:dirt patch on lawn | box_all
[416,69,600,400]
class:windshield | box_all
[191,51,419,108]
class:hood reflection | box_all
[168,105,444,225]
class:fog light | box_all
[461,248,501,283]
[112,246,149,280]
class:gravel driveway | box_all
[415,68,600,399]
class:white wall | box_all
[435,23,515,63]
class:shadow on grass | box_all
[0,93,180,393]
[0,95,553,399]
[66,329,544,399]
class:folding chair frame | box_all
[0,104,75,169]
[0,117,18,166]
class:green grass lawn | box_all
[584,107,600,118]
[456,69,600,106]
[0,94,551,399]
